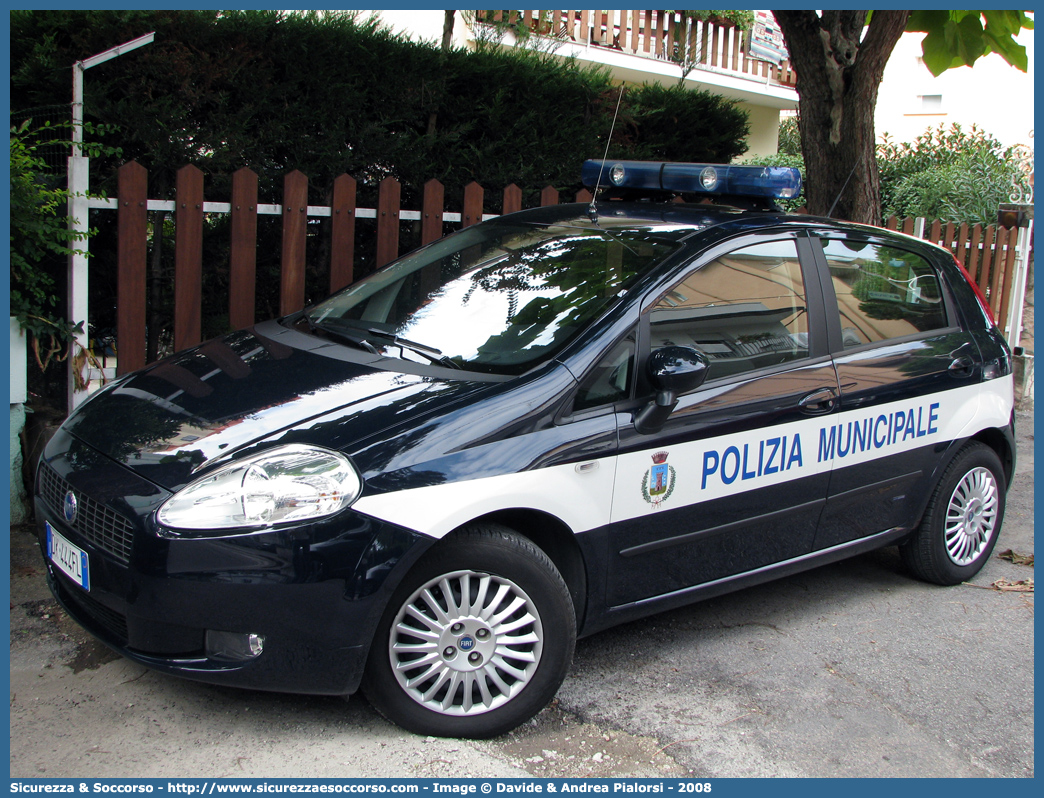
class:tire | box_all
[900,441,1006,585]
[361,524,576,738]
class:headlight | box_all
[157,445,362,532]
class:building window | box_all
[917,94,943,113]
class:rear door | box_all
[809,232,983,550]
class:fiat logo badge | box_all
[63,491,78,524]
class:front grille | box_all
[53,571,129,642]
[38,461,135,564]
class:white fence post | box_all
[66,154,91,411]
[1005,220,1032,348]
[1005,220,1034,403]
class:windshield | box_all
[305,218,684,374]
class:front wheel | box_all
[362,524,576,738]
[900,441,1006,585]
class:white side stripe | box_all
[352,456,618,540]
[353,377,1013,539]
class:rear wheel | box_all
[900,441,1006,585]
[362,524,575,738]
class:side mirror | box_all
[634,346,709,434]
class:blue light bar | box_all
[581,159,802,200]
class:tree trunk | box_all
[773,10,908,225]
[441,9,455,51]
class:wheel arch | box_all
[442,508,589,631]
[968,425,1015,487]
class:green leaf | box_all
[912,10,1032,75]
[920,26,961,76]
[906,9,949,33]
[944,15,987,67]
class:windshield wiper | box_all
[361,327,463,370]
[303,316,381,355]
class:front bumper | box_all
[35,432,431,696]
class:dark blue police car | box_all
[36,160,1015,738]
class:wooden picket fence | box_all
[107,162,593,376]
[98,162,1024,381]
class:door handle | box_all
[949,356,976,377]
[799,387,838,415]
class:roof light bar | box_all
[581,159,802,200]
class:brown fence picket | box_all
[503,183,523,215]
[999,230,1021,334]
[329,174,357,294]
[229,168,258,330]
[966,223,983,285]
[421,179,445,246]
[993,227,1012,326]
[376,177,402,268]
[174,165,204,352]
[954,222,970,266]
[540,186,559,206]
[117,161,148,375]
[978,225,997,296]
[280,170,308,316]
[462,182,484,228]
[928,219,942,244]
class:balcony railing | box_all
[474,10,797,90]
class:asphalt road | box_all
[8,410,1033,779]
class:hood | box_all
[63,325,484,490]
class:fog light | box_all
[206,630,265,662]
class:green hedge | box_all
[11,10,749,204]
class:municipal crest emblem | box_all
[641,451,677,508]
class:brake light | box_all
[953,256,996,326]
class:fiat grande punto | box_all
[36,160,1015,738]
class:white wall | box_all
[876,28,1034,149]
[740,103,782,158]
[375,9,470,48]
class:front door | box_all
[605,234,840,607]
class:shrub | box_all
[877,124,1029,225]
[10,121,88,371]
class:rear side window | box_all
[819,239,948,348]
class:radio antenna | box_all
[589,85,626,222]
[827,153,863,219]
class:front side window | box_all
[573,333,636,412]
[306,219,684,375]
[819,238,948,348]
[649,239,810,381]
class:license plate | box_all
[46,521,90,591]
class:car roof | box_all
[503,201,951,263]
